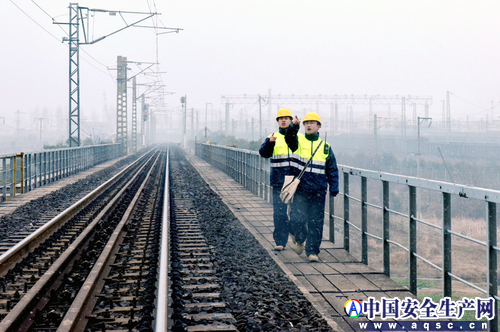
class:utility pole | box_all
[131,76,137,153]
[491,100,495,126]
[258,96,262,139]
[417,116,432,220]
[34,117,49,150]
[55,5,168,147]
[446,91,451,134]
[373,114,386,155]
[401,97,406,138]
[15,110,24,132]
[191,108,194,138]
[349,106,354,133]
[205,103,212,139]
[412,103,417,135]
[335,103,338,134]
[225,103,230,134]
[116,56,128,155]
[369,98,373,129]
[67,3,79,147]
[141,96,147,147]
[387,104,391,127]
[181,96,187,148]
[417,117,432,179]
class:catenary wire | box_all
[12,0,115,83]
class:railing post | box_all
[329,193,335,243]
[43,152,47,185]
[209,144,212,165]
[238,151,241,184]
[62,150,66,178]
[486,201,498,332]
[20,153,25,194]
[442,192,452,297]
[26,154,31,192]
[361,176,368,264]
[11,156,16,197]
[250,154,253,195]
[408,185,417,295]
[254,154,258,196]
[2,158,6,202]
[343,171,349,252]
[260,157,264,199]
[34,153,38,188]
[383,180,390,277]
[244,153,248,189]
[37,153,41,187]
[264,158,268,201]
[264,159,273,204]
[57,150,61,180]
[48,151,52,183]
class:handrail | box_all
[194,142,499,332]
[0,144,123,202]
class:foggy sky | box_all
[1,0,499,130]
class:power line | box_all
[449,92,491,111]
[10,0,61,43]
[449,92,498,118]
[31,0,55,21]
[11,0,114,82]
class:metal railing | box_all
[195,142,499,331]
[0,144,123,202]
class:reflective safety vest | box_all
[291,136,330,192]
[269,131,299,186]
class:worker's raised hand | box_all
[269,133,277,142]
[293,115,300,125]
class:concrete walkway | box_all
[185,152,416,332]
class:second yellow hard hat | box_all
[303,112,322,125]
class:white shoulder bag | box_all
[280,141,323,204]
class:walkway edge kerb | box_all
[185,152,344,332]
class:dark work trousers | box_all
[272,186,290,247]
[289,190,326,256]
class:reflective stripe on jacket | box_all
[259,130,300,186]
[293,136,329,192]
[285,123,339,194]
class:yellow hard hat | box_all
[303,112,322,125]
[276,108,293,121]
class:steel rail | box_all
[58,152,161,331]
[0,148,154,276]
[155,146,169,331]
[0,150,158,332]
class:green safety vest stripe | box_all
[295,136,329,162]
[268,132,291,159]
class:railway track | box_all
[0,144,333,331]
[0,146,167,331]
[169,193,237,331]
[0,145,240,332]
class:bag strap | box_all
[296,140,323,181]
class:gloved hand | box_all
[330,191,338,197]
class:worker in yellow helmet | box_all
[259,108,303,251]
[285,112,339,262]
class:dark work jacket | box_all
[285,123,339,195]
[259,126,300,187]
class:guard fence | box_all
[196,142,499,331]
[0,144,122,202]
